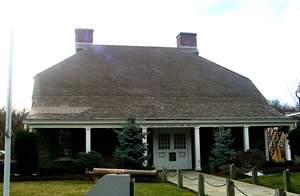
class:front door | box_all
[153,128,192,170]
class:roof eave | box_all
[24,118,297,129]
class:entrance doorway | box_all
[153,128,192,170]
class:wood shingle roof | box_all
[28,44,285,121]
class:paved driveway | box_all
[165,170,300,196]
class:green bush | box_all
[287,128,300,158]
[73,151,102,173]
[39,163,74,175]
[14,131,39,175]
[234,149,266,168]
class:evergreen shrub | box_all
[14,131,39,175]
[234,149,266,168]
[114,113,150,169]
[209,127,236,167]
[73,150,102,173]
[287,128,300,158]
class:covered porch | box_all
[26,118,297,170]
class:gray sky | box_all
[1,0,299,109]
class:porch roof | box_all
[25,117,296,129]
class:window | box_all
[58,129,72,159]
[174,133,186,149]
[158,134,170,149]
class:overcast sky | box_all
[1,0,299,110]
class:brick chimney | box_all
[75,28,94,52]
[176,32,198,55]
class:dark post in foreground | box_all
[130,178,135,196]
[226,179,235,196]
[162,167,167,183]
[198,173,205,196]
[275,188,286,196]
[177,169,183,188]
[230,164,236,180]
[252,166,258,185]
[283,169,291,192]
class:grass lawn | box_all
[0,181,196,196]
[239,172,300,194]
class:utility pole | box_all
[3,30,14,196]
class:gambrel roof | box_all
[28,44,286,121]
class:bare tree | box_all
[268,99,297,114]
[285,79,300,107]
[0,107,29,150]
[0,108,5,150]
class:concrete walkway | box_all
[165,170,300,196]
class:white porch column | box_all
[142,127,148,166]
[194,126,201,171]
[264,128,270,161]
[285,126,294,161]
[243,126,250,152]
[86,127,91,153]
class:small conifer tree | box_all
[209,127,236,166]
[114,113,150,169]
[14,130,39,175]
[74,150,102,173]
